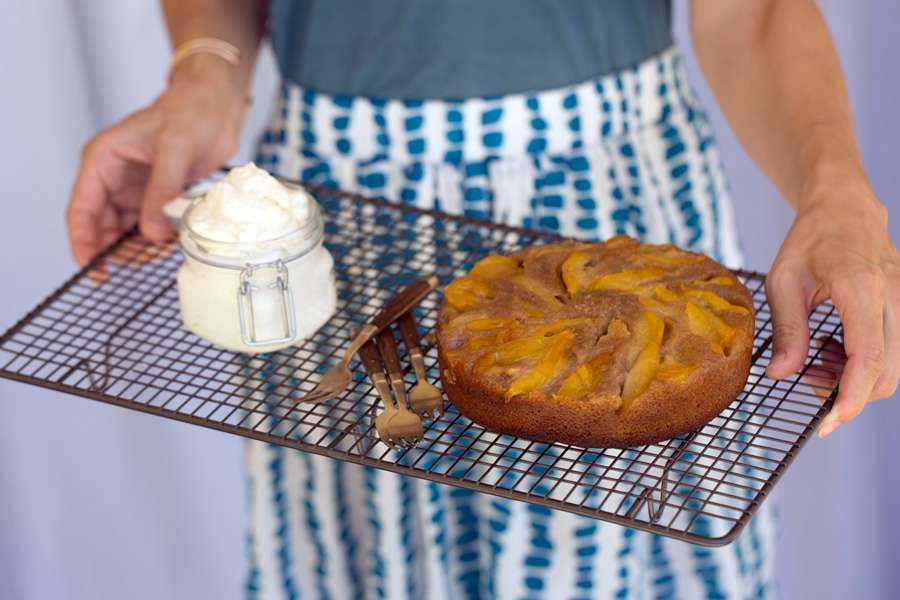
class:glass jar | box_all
[176,187,337,354]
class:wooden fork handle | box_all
[397,312,421,348]
[360,339,395,406]
[370,275,438,331]
[376,328,404,376]
[341,277,437,369]
[397,312,428,379]
[376,329,411,406]
[358,340,385,378]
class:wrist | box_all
[797,162,888,231]
[798,158,873,211]
[167,52,246,95]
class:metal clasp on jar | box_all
[237,259,298,347]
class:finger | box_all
[765,268,811,379]
[140,131,193,243]
[98,203,122,249]
[85,205,122,285]
[872,287,899,399]
[67,143,109,267]
[819,278,886,437]
[800,335,843,399]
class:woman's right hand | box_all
[66,56,249,267]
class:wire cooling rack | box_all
[0,183,842,546]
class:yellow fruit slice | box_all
[511,275,563,308]
[465,317,516,332]
[473,350,499,373]
[470,255,519,279]
[639,296,663,309]
[589,266,664,292]
[657,355,694,383]
[620,311,665,408]
[561,250,594,294]
[444,277,493,310]
[495,335,550,364]
[683,289,750,315]
[444,311,491,329]
[685,302,736,356]
[626,311,665,367]
[653,286,679,302]
[518,302,545,318]
[622,342,660,406]
[534,317,591,338]
[557,352,611,397]
[696,276,735,287]
[462,336,499,351]
[605,234,634,246]
[506,330,574,399]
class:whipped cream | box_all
[177,164,337,354]
[186,163,312,244]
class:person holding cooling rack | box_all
[66,1,899,598]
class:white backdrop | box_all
[0,2,897,599]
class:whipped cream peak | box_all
[186,163,312,244]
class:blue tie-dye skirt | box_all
[247,45,778,599]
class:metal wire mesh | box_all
[0,184,843,546]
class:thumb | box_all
[141,132,194,243]
[765,268,812,379]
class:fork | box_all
[298,275,438,404]
[376,327,424,447]
[396,312,444,418]
[357,339,397,444]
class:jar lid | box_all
[179,181,325,269]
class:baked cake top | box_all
[437,236,754,411]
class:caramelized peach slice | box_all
[557,352,611,397]
[622,342,661,407]
[495,335,550,364]
[604,234,635,247]
[657,355,694,383]
[489,318,589,367]
[506,330,573,399]
[695,275,735,287]
[685,302,736,356]
[683,289,750,315]
[589,266,664,292]
[517,302,545,319]
[639,296,663,309]
[465,317,516,332]
[653,286,679,302]
[561,250,594,294]
[626,311,665,367]
[470,255,519,279]
[461,336,499,351]
[638,247,704,268]
[621,311,665,407]
[444,276,493,311]
[511,275,563,308]
[444,311,492,329]
[530,244,585,259]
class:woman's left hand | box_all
[765,175,899,437]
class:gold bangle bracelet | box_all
[168,37,241,81]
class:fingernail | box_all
[818,416,841,439]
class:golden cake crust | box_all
[436,237,755,449]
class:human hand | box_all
[66,55,249,267]
[765,176,899,438]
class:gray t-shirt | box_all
[268,0,672,100]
